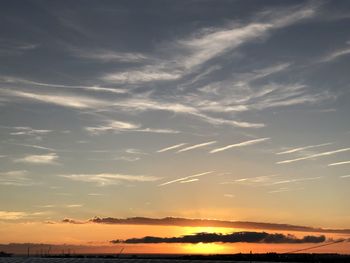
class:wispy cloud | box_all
[114,156,140,162]
[269,176,323,185]
[340,175,350,178]
[0,89,105,109]
[320,47,350,62]
[135,128,180,134]
[65,204,83,208]
[0,170,34,186]
[221,174,277,185]
[14,153,59,165]
[60,173,161,186]
[276,143,332,155]
[0,76,127,94]
[85,119,179,135]
[210,138,270,153]
[177,141,216,153]
[328,160,350,166]
[277,148,350,164]
[179,178,199,184]
[8,126,52,136]
[158,171,213,186]
[71,48,149,63]
[157,143,187,153]
[85,120,140,135]
[0,211,29,220]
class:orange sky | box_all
[1,222,349,254]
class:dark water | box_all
[0,258,273,263]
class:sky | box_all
[1,0,350,255]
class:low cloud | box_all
[112,231,326,244]
[61,216,350,235]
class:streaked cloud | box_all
[328,160,350,166]
[0,170,34,186]
[85,120,140,135]
[158,171,213,186]
[340,175,350,178]
[8,126,52,136]
[65,204,83,208]
[14,153,58,165]
[0,89,105,109]
[0,76,127,94]
[177,141,216,153]
[269,176,323,185]
[320,47,350,62]
[71,48,149,63]
[277,148,350,164]
[276,143,332,155]
[210,138,270,153]
[157,143,187,153]
[60,173,161,186]
[114,156,140,162]
[0,211,28,220]
[179,178,199,184]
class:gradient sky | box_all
[1,0,350,254]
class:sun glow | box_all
[183,242,229,254]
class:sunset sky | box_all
[1,0,350,255]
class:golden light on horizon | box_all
[182,242,230,254]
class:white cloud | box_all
[0,170,34,186]
[269,176,323,185]
[0,76,127,94]
[157,143,187,153]
[177,141,217,153]
[85,120,141,135]
[65,204,83,208]
[277,148,350,164]
[158,171,213,186]
[9,126,52,136]
[340,175,350,178]
[102,3,316,85]
[114,156,140,162]
[320,47,350,62]
[0,89,104,109]
[276,143,332,155]
[136,128,180,134]
[0,211,28,220]
[72,48,149,63]
[328,160,350,167]
[210,138,270,153]
[60,173,161,186]
[179,178,199,184]
[14,153,58,164]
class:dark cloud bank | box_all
[112,231,326,244]
[62,216,350,235]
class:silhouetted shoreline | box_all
[2,252,350,262]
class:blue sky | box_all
[0,0,350,230]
